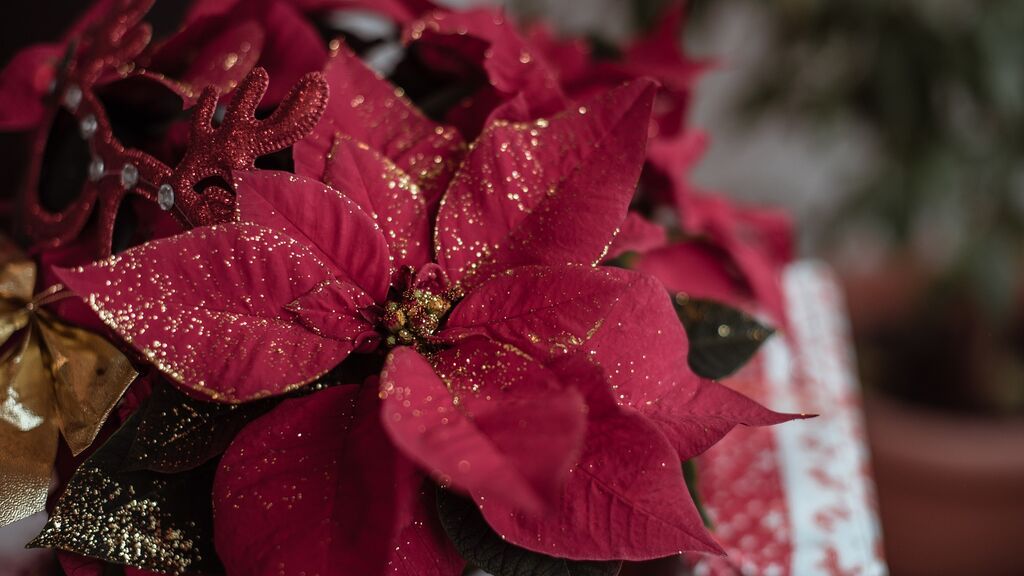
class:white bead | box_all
[79,114,97,139]
[120,163,139,190]
[88,157,105,182]
[63,84,82,111]
[157,183,175,211]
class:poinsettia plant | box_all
[0,0,805,575]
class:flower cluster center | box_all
[381,286,462,347]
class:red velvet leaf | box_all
[214,384,430,575]
[387,482,466,576]
[619,2,709,94]
[434,79,656,286]
[575,268,800,460]
[647,128,792,324]
[648,377,805,462]
[684,195,793,326]
[234,169,392,302]
[287,279,378,344]
[300,0,440,23]
[647,130,709,228]
[526,22,591,82]
[240,0,328,106]
[380,341,585,513]
[407,9,561,100]
[188,0,439,26]
[478,358,724,560]
[319,135,432,271]
[55,223,352,402]
[0,44,60,131]
[147,18,265,106]
[445,264,797,460]
[595,4,711,137]
[165,0,327,107]
[405,8,567,132]
[294,44,464,203]
[606,212,668,260]
[633,240,755,313]
[443,264,635,357]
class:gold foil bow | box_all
[0,239,137,527]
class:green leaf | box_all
[682,460,713,529]
[29,399,223,575]
[675,298,774,379]
[122,381,274,474]
[436,488,622,576]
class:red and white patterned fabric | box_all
[694,261,886,576]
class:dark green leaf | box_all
[122,381,274,473]
[682,460,713,529]
[436,488,622,576]
[29,400,224,575]
[675,298,774,379]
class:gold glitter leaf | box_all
[123,381,275,474]
[29,402,222,575]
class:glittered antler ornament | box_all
[0,237,136,527]
[18,0,327,257]
[161,67,329,227]
[20,0,163,251]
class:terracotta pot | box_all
[865,394,1024,575]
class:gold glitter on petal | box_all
[434,82,655,285]
[64,223,344,403]
[33,469,200,573]
[123,381,274,473]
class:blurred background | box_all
[523,1,1024,573]
[1,0,1023,574]
[670,2,1024,572]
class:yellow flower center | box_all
[381,286,463,347]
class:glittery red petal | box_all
[55,223,354,402]
[294,44,464,205]
[214,383,458,575]
[318,134,433,273]
[434,79,656,285]
[380,341,586,513]
[234,169,392,302]
[477,357,725,560]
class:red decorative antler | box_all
[20,0,161,253]
[164,67,329,226]
[20,0,328,256]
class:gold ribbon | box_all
[0,239,137,527]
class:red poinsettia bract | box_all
[57,57,795,573]
[397,2,794,326]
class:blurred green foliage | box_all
[692,0,1024,412]
[714,0,1024,317]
